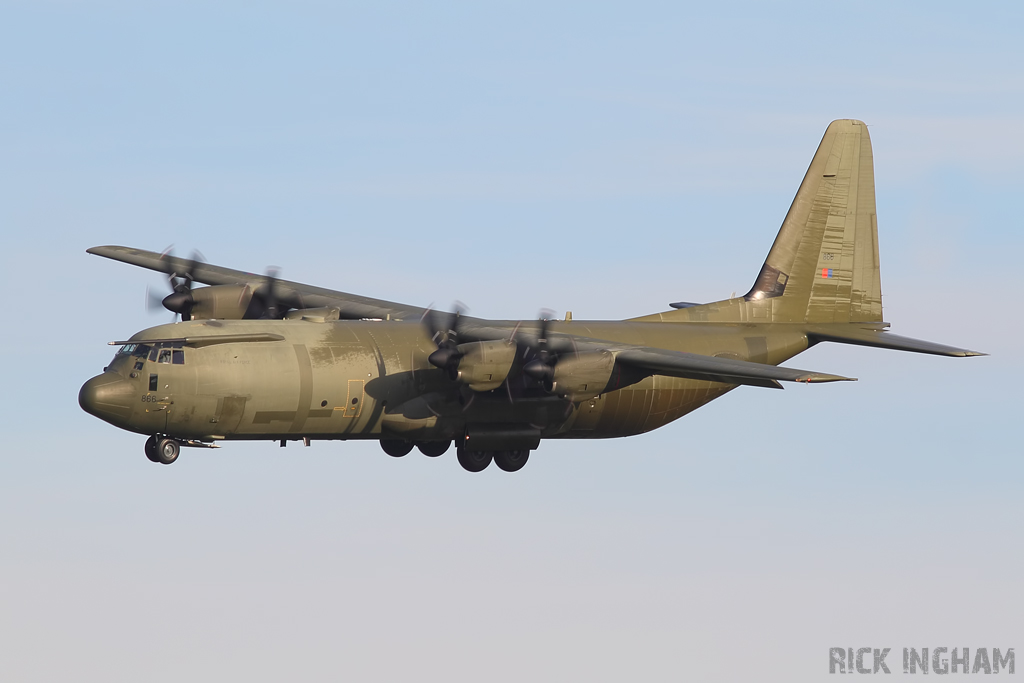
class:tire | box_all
[154,438,180,465]
[380,439,414,457]
[417,441,451,458]
[144,435,160,463]
[456,447,492,473]
[494,450,530,472]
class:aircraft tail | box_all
[628,121,986,356]
[631,119,883,325]
[744,119,882,323]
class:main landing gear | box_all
[145,435,180,465]
[378,439,530,472]
[457,447,530,473]
[379,440,452,458]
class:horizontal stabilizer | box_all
[615,347,856,389]
[806,326,986,357]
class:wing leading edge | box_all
[87,245,429,321]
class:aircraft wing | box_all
[612,346,855,389]
[456,321,855,389]
[87,245,429,321]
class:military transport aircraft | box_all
[80,119,983,472]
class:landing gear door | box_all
[344,379,364,418]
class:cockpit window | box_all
[157,349,172,364]
[113,344,147,365]
[149,347,159,362]
[172,350,185,365]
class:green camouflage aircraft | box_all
[80,119,983,472]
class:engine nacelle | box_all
[284,306,341,322]
[547,350,615,401]
[189,284,254,320]
[455,340,516,391]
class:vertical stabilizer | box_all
[745,119,882,323]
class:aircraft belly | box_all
[560,377,737,439]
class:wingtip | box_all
[86,245,125,256]
[798,373,858,384]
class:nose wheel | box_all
[145,435,180,464]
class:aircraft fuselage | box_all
[80,318,811,445]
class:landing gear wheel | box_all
[154,438,180,465]
[417,441,451,458]
[456,447,492,473]
[380,440,414,458]
[144,435,160,463]
[494,450,530,472]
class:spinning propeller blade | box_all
[144,246,206,321]
[423,303,466,380]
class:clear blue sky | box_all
[1,2,1021,681]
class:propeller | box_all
[255,266,285,319]
[145,246,205,321]
[522,310,558,387]
[423,303,466,380]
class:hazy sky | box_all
[1,2,1021,681]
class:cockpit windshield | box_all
[115,343,146,357]
[111,343,151,365]
[110,343,182,366]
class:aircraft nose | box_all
[79,373,135,424]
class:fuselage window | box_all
[149,374,158,391]
[158,349,172,364]
[172,350,184,365]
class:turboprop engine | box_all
[430,339,517,392]
[525,349,616,402]
[185,284,255,320]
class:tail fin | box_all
[745,119,882,323]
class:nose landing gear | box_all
[144,435,180,464]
